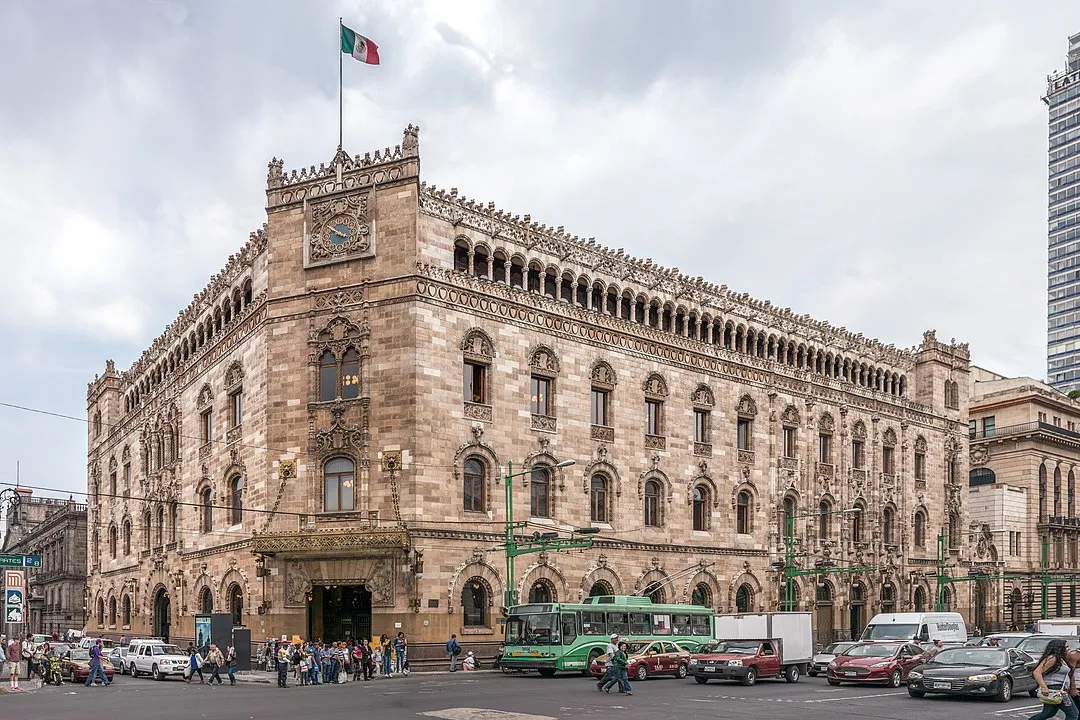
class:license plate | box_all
[933,682,951,690]
[704,667,716,672]
[845,671,857,676]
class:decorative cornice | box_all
[252,529,408,555]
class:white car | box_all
[809,642,856,677]
[129,642,189,681]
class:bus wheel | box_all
[538,668,556,678]
[584,649,602,676]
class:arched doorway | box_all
[313,584,372,643]
[528,579,554,603]
[735,584,753,613]
[1010,588,1023,628]
[644,582,666,604]
[974,582,988,631]
[849,582,865,639]
[691,582,712,607]
[815,583,833,647]
[228,584,243,627]
[588,581,612,599]
[153,587,171,642]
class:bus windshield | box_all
[506,613,560,645]
[861,624,917,641]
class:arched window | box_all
[109,525,117,559]
[228,584,243,626]
[156,506,165,546]
[122,519,132,555]
[122,595,131,627]
[318,350,337,402]
[463,457,485,513]
[914,585,927,612]
[1040,464,1048,522]
[691,582,712,607]
[644,582,665,604]
[692,486,709,531]
[170,503,178,543]
[881,583,896,613]
[201,488,213,532]
[644,480,661,527]
[230,475,243,525]
[914,509,927,547]
[528,580,553,603]
[529,464,550,518]
[948,512,961,549]
[882,506,895,545]
[780,496,796,541]
[852,502,866,543]
[143,510,152,550]
[735,584,753,613]
[588,581,612,598]
[590,475,609,523]
[1055,467,1063,517]
[96,598,105,627]
[736,490,752,534]
[324,457,355,512]
[461,578,488,628]
[341,347,360,400]
[199,587,213,614]
[109,597,117,627]
[818,500,831,538]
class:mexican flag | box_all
[341,24,380,65]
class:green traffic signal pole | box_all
[783,507,873,611]
[500,459,592,609]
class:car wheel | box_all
[585,649,602,677]
[153,664,163,681]
[694,675,708,684]
[676,663,688,679]
[69,670,76,683]
[785,665,800,684]
[888,669,902,688]
[742,667,757,686]
[996,678,1012,703]
[635,664,648,681]
[908,689,925,698]
[828,679,841,686]
[130,665,139,678]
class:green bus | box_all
[500,595,714,676]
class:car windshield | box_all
[1019,637,1071,657]
[70,649,90,661]
[822,643,855,655]
[505,614,560,646]
[987,636,1026,648]
[626,643,651,654]
[861,624,918,641]
[153,645,184,656]
[714,641,760,655]
[844,644,897,658]
[931,649,1006,666]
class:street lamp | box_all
[782,506,862,612]
[500,459,588,609]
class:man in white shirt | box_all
[595,633,620,691]
[21,637,32,680]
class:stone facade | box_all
[969,367,1080,630]
[85,126,971,652]
[0,492,88,636]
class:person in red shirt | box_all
[7,636,22,692]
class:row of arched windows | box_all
[197,584,245,626]
[452,238,908,396]
[779,496,951,550]
[1038,463,1077,522]
[201,475,244,532]
[125,278,255,414]
[96,595,133,628]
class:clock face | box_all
[330,222,352,245]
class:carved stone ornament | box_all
[308,191,374,264]
[285,562,311,607]
[642,372,669,398]
[461,328,495,362]
[197,383,213,409]
[312,404,364,459]
[882,427,897,447]
[914,435,927,452]
[851,421,868,440]
[590,360,616,389]
[529,345,560,377]
[737,394,757,418]
[691,384,714,408]
[818,413,835,434]
[224,360,244,391]
[781,405,800,427]
[970,445,988,467]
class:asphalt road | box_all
[5,670,1049,720]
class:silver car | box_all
[809,642,856,677]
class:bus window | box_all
[652,614,672,635]
[630,613,651,635]
[561,613,578,644]
[672,614,691,635]
[609,612,630,636]
[582,611,607,635]
[691,614,711,636]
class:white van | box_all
[1037,619,1080,636]
[860,613,967,644]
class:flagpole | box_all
[338,17,343,151]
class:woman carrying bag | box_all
[1030,639,1077,720]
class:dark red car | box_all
[827,642,927,688]
[61,647,116,684]
[588,640,691,681]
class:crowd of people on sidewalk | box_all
[182,642,237,685]
[261,632,413,688]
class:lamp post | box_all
[782,506,864,612]
[500,459,593,610]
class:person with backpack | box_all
[446,634,462,671]
[225,643,237,686]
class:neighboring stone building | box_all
[0,491,88,636]
[969,367,1080,629]
[85,126,971,651]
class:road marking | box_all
[419,709,556,720]
[989,705,1040,715]
[802,691,908,703]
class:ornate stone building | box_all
[969,367,1080,630]
[0,491,88,636]
[85,126,971,651]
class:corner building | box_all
[85,127,971,653]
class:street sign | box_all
[4,571,22,589]
[5,606,22,624]
[5,589,22,607]
[0,555,41,568]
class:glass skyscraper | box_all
[1047,33,1080,391]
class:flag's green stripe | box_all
[341,25,356,55]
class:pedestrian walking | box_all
[185,642,205,684]
[394,632,408,675]
[446,633,462,671]
[225,644,237,686]
[276,642,289,688]
[206,644,225,685]
[85,639,111,687]
[595,633,620,691]
[7,636,22,692]
[601,641,632,696]
[1031,638,1076,720]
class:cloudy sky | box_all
[0,0,1078,501]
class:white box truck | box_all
[1037,618,1080,635]
[689,612,813,685]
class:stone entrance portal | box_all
[311,584,372,642]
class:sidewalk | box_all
[0,679,42,694]
[234,668,499,685]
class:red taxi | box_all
[827,642,927,688]
[588,640,691,681]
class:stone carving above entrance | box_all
[283,557,396,608]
